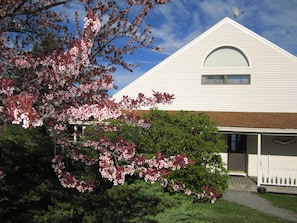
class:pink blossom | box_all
[51,155,95,193]
[0,168,6,179]
[66,102,122,122]
[0,79,14,96]
[83,12,101,36]
[185,189,192,195]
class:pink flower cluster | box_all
[0,79,14,96]
[199,186,221,204]
[99,150,135,186]
[53,134,195,192]
[119,91,175,110]
[1,13,105,129]
[122,113,151,129]
[0,168,6,179]
[159,179,220,204]
[97,139,194,186]
[5,92,43,128]
[139,152,194,183]
[66,102,122,122]
[83,11,101,36]
[52,155,95,193]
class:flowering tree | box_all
[0,0,220,203]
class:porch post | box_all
[74,125,77,143]
[257,133,262,186]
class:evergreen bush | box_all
[121,110,228,194]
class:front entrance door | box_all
[228,134,246,172]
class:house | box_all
[112,17,297,188]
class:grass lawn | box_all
[104,181,296,222]
[257,192,297,213]
[149,198,295,223]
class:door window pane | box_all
[228,134,246,153]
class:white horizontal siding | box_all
[248,154,258,176]
[248,154,297,177]
[113,18,297,113]
[219,152,228,169]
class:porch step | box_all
[228,176,257,192]
[228,184,258,192]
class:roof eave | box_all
[218,126,297,135]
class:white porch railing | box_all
[260,168,297,187]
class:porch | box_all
[228,176,297,194]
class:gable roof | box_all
[113,17,297,131]
[198,17,297,62]
[113,17,297,99]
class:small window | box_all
[202,74,250,85]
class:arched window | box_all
[204,46,249,67]
[202,46,250,85]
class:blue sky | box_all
[61,0,297,94]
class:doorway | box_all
[228,134,247,173]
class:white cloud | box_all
[145,0,297,56]
[51,1,297,93]
[238,0,297,55]
[146,0,240,54]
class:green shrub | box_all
[121,110,228,194]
